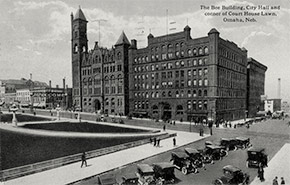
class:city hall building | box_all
[71,8,130,115]
[128,26,248,122]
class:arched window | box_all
[83,78,87,86]
[188,90,192,97]
[117,52,121,60]
[176,91,179,98]
[198,48,203,55]
[151,92,155,98]
[88,78,92,86]
[162,45,166,52]
[156,92,159,98]
[187,100,192,109]
[82,46,86,53]
[198,90,202,96]
[162,91,166,97]
[74,44,78,53]
[168,91,172,97]
[193,48,197,55]
[111,98,115,106]
[187,49,192,56]
[176,105,183,115]
[193,90,197,97]
[204,100,208,110]
[204,90,208,96]
[204,47,209,54]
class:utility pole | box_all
[92,19,107,46]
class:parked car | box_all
[136,164,155,185]
[152,162,175,184]
[247,147,268,168]
[121,173,139,185]
[184,148,205,168]
[235,137,251,149]
[220,138,238,151]
[213,165,250,185]
[203,145,228,160]
[171,152,197,175]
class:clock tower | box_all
[71,6,88,111]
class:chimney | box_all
[278,78,281,99]
[30,73,32,80]
[63,78,66,89]
[49,80,51,88]
[56,85,59,88]
[66,85,68,89]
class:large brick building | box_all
[128,26,248,122]
[246,57,267,117]
[71,7,130,115]
[71,8,266,122]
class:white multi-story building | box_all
[16,89,31,107]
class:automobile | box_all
[152,162,175,184]
[247,147,268,168]
[121,173,139,185]
[213,165,250,185]
[220,138,238,151]
[170,152,197,174]
[203,145,228,160]
[136,164,155,185]
[98,173,118,185]
[184,148,205,168]
[235,137,251,149]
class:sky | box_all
[0,0,289,101]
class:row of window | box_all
[133,58,208,72]
[134,79,208,90]
[218,58,246,73]
[219,47,245,65]
[104,98,123,107]
[134,68,208,81]
[134,89,208,99]
[82,86,123,95]
[82,75,123,86]
[134,46,209,64]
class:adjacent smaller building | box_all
[281,101,290,113]
[246,57,267,117]
[264,99,281,113]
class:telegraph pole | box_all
[92,19,107,46]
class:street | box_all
[74,118,290,185]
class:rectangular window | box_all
[161,72,166,79]
[175,80,179,88]
[175,71,179,78]
[193,69,197,76]
[187,80,192,86]
[181,70,184,78]
[168,71,173,78]
[198,69,202,76]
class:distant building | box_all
[246,58,267,117]
[0,78,48,93]
[129,26,248,122]
[4,93,16,108]
[32,86,72,110]
[264,99,281,113]
[281,101,290,113]
[16,89,31,107]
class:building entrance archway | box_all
[161,102,172,121]
[94,99,101,112]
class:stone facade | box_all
[71,8,129,115]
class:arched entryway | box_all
[161,102,172,121]
[94,99,101,112]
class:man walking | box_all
[173,137,176,147]
[81,152,87,168]
[258,164,265,182]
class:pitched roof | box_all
[115,31,130,46]
[74,7,87,21]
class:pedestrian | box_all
[273,176,278,185]
[173,121,175,125]
[81,152,87,168]
[281,177,285,185]
[163,125,166,131]
[153,137,156,146]
[173,137,176,146]
[258,164,265,182]
[149,137,153,144]
[157,138,160,147]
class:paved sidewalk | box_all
[1,130,208,185]
[250,143,290,185]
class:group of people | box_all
[273,176,286,185]
[150,137,161,147]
